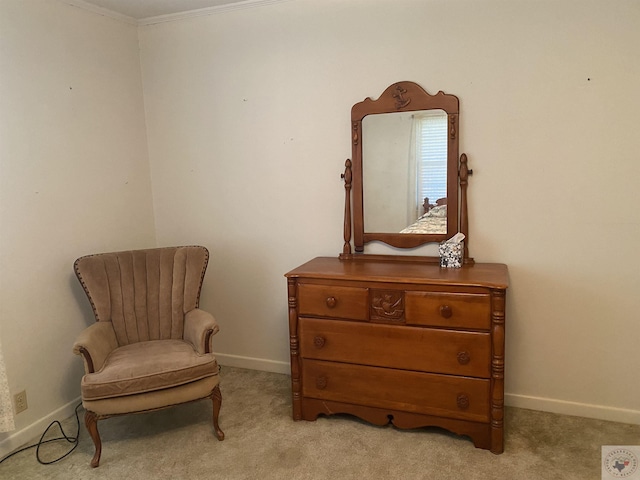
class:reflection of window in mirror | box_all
[413,110,448,221]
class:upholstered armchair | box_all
[72,246,224,467]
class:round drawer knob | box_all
[439,304,452,318]
[326,296,337,308]
[457,393,470,410]
[316,376,328,390]
[313,336,326,348]
[457,351,471,365]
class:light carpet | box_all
[1,367,638,479]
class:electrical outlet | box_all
[14,390,28,414]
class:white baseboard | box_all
[505,393,640,425]
[0,396,82,460]
[216,353,290,375]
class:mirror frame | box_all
[347,81,462,253]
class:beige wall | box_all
[139,0,640,423]
[1,0,638,457]
[0,0,156,455]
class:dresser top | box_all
[286,257,508,289]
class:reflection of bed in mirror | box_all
[400,205,447,234]
[400,198,447,234]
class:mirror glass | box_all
[362,109,448,234]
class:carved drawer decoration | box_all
[370,289,404,323]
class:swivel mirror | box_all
[341,81,472,261]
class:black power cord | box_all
[0,402,83,465]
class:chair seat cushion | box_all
[81,339,218,401]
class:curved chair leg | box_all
[85,410,102,468]
[212,384,225,440]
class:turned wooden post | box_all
[459,153,473,262]
[341,159,352,255]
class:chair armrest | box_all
[72,321,118,374]
[184,308,219,354]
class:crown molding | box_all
[58,0,292,27]
[58,0,138,25]
[138,0,293,26]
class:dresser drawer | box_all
[302,359,490,422]
[298,283,368,320]
[299,318,490,377]
[405,292,491,329]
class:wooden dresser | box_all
[286,256,508,453]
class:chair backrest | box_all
[75,246,209,346]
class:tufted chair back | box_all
[74,246,209,346]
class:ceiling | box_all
[77,0,251,20]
